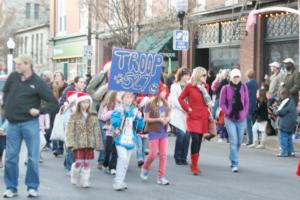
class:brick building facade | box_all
[186,0,299,82]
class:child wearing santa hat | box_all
[65,92,104,187]
[140,83,170,185]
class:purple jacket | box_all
[219,83,249,121]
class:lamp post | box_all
[6,37,15,75]
[175,0,188,30]
[174,0,188,68]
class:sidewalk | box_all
[264,136,300,152]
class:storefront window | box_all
[209,47,240,72]
[264,41,299,75]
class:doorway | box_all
[195,48,209,70]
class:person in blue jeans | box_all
[168,67,190,165]
[2,55,58,198]
[245,69,259,145]
[220,69,249,173]
[275,89,297,157]
[136,134,148,167]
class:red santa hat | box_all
[76,92,92,105]
[136,95,150,108]
[66,91,78,104]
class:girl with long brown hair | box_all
[140,83,170,185]
[66,92,103,187]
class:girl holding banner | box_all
[178,67,211,175]
[111,92,144,191]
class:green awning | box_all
[134,30,173,53]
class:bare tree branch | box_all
[82,0,178,49]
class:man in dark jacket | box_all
[280,58,300,105]
[245,69,259,145]
[2,55,58,198]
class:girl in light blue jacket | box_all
[110,92,144,191]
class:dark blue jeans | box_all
[174,127,190,161]
[64,148,74,171]
[52,140,64,154]
[246,114,254,145]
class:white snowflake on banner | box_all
[114,74,124,84]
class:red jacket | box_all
[178,83,209,134]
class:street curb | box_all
[265,136,300,152]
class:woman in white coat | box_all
[168,68,191,165]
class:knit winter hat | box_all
[230,68,241,80]
[76,92,92,105]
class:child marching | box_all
[140,83,170,185]
[66,92,104,187]
[111,92,144,191]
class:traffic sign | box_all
[83,45,93,59]
[173,30,189,51]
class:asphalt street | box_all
[0,137,299,200]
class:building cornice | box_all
[15,23,50,34]
[188,1,298,26]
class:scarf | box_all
[197,84,213,108]
[229,81,243,120]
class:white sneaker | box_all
[27,189,38,198]
[217,138,223,143]
[231,166,239,173]
[113,182,126,191]
[3,190,17,198]
[140,168,149,181]
[157,177,170,185]
[110,169,116,175]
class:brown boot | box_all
[190,154,200,175]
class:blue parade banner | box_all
[108,48,163,94]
